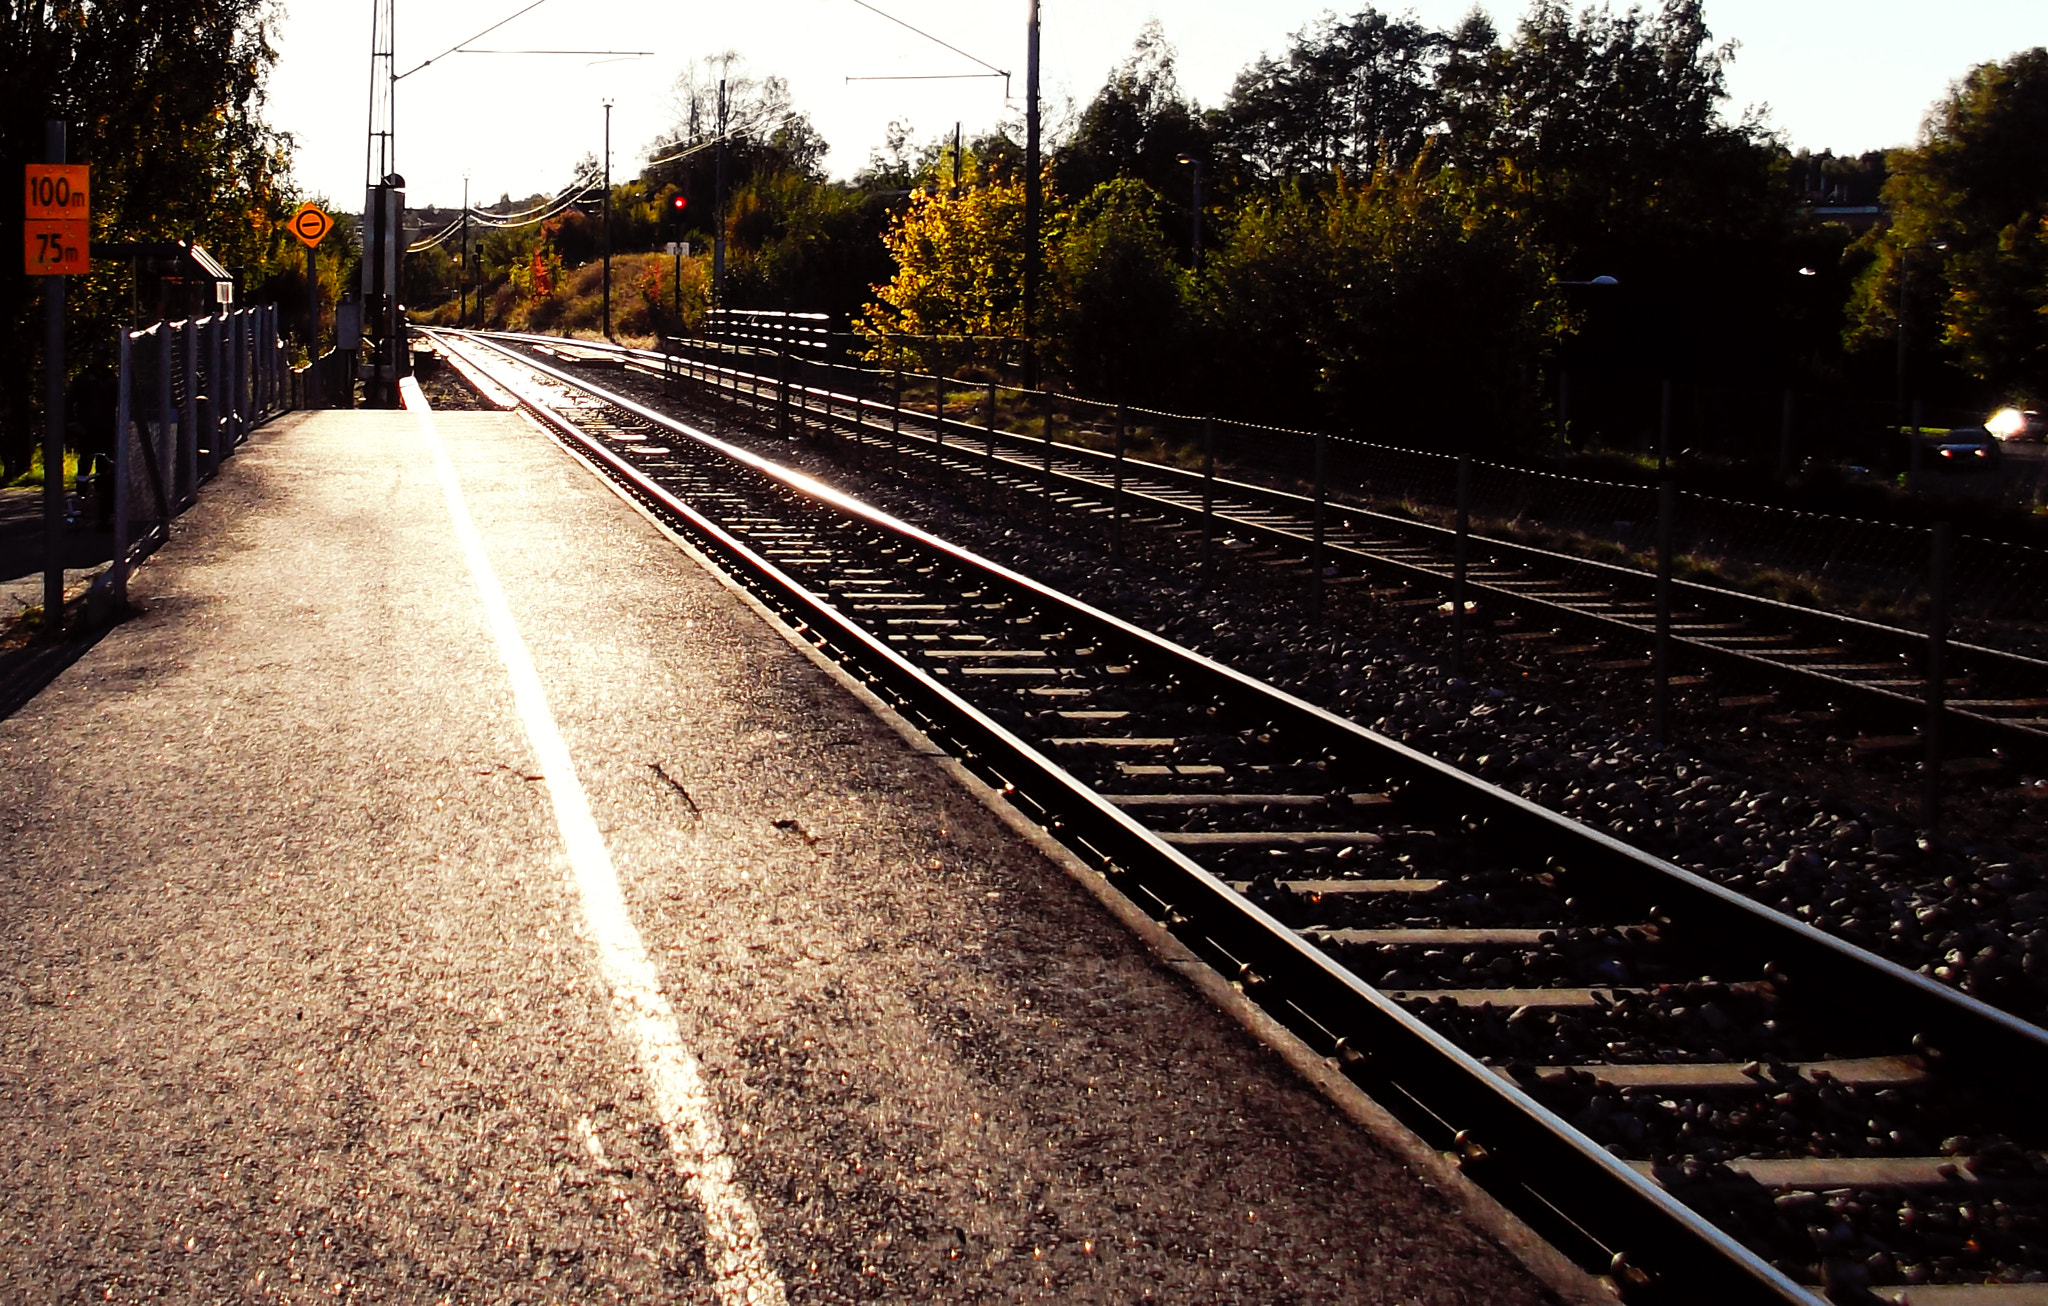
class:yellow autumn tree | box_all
[858,155,1063,374]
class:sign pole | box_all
[305,241,317,391]
[287,202,333,405]
[42,120,66,640]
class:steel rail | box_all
[437,328,2048,1304]
[565,330,2048,765]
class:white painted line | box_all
[406,380,785,1306]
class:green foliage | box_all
[720,170,895,316]
[1057,22,1208,219]
[1201,166,1560,440]
[1215,9,1445,183]
[1850,48,2048,403]
[2,0,297,475]
[858,155,1062,371]
[401,243,455,308]
[1439,0,1782,270]
[1050,180,1188,398]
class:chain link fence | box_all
[653,328,2048,658]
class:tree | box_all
[1438,0,1780,270]
[2,0,296,476]
[1216,8,1445,184]
[1436,0,1789,393]
[858,154,1062,372]
[1057,24,1208,201]
[1051,180,1188,398]
[1201,165,1560,440]
[645,52,822,252]
[660,52,796,153]
[1850,48,2048,403]
[720,170,895,317]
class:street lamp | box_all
[1175,154,1204,265]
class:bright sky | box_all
[266,0,2046,212]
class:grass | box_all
[414,253,710,343]
[5,448,81,491]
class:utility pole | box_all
[602,100,614,339]
[459,172,469,331]
[952,122,962,197]
[1023,0,1040,388]
[714,78,728,310]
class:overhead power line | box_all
[843,0,1010,94]
[845,73,1004,83]
[397,0,555,79]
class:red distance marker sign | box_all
[23,164,89,275]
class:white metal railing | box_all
[93,304,290,606]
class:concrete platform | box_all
[0,400,1558,1302]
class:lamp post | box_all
[1022,0,1041,388]
[602,99,614,340]
[1176,154,1204,264]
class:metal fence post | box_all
[1313,429,1328,613]
[232,312,246,450]
[1202,415,1216,580]
[1041,387,1054,495]
[37,122,68,637]
[1655,479,1674,744]
[1555,369,1569,473]
[1658,377,1672,471]
[254,306,266,416]
[183,320,199,474]
[1779,388,1795,482]
[112,329,132,600]
[240,309,251,439]
[985,379,997,482]
[1452,451,1470,673]
[933,372,944,449]
[157,325,177,507]
[180,322,198,497]
[222,313,236,450]
[1113,404,1127,560]
[778,343,790,438]
[207,317,223,470]
[1925,520,1951,830]
[1908,399,1925,483]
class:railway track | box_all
[469,329,2048,770]
[429,327,2048,1305]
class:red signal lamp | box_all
[670,194,687,213]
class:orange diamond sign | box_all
[289,201,333,248]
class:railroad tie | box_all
[1502,1056,1926,1093]
[1224,878,1444,895]
[1162,830,1385,849]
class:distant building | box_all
[1808,205,1884,233]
